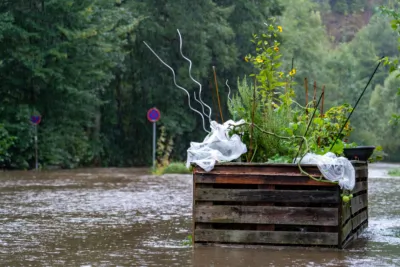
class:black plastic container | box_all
[343,146,375,161]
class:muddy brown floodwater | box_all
[0,163,399,267]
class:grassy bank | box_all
[388,168,400,177]
[152,162,191,175]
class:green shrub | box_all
[388,168,400,177]
[152,162,191,175]
[163,162,191,174]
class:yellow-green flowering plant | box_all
[228,19,358,163]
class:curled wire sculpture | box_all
[177,29,212,122]
[225,79,232,105]
[143,41,210,133]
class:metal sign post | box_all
[30,115,41,171]
[147,108,161,169]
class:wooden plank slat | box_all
[352,181,368,195]
[341,219,353,243]
[194,163,367,174]
[351,194,368,215]
[195,189,339,204]
[257,185,275,231]
[352,210,368,230]
[355,221,368,238]
[194,165,321,176]
[194,175,336,186]
[194,205,339,226]
[355,167,368,177]
[195,229,338,246]
[340,232,355,249]
[341,203,352,225]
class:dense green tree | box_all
[2,0,400,169]
[279,0,331,105]
[368,71,400,159]
[0,0,139,168]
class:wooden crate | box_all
[192,162,368,249]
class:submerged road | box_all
[0,163,399,266]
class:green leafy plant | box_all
[228,19,300,162]
[228,19,359,163]
[369,145,386,163]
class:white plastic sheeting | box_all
[186,120,247,172]
[296,152,355,190]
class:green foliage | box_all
[1,0,400,169]
[388,168,400,176]
[379,3,400,128]
[229,19,357,162]
[329,0,368,14]
[369,145,386,162]
[279,0,332,107]
[228,21,300,162]
[182,234,193,246]
[162,162,191,174]
[0,0,141,169]
[0,124,16,167]
[152,162,190,175]
[156,125,175,167]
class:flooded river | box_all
[0,163,399,266]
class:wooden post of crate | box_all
[339,162,368,248]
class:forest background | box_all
[0,0,399,169]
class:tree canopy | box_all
[0,0,399,169]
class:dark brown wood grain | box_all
[352,181,368,195]
[341,219,353,244]
[195,229,338,246]
[192,161,368,248]
[195,188,340,204]
[341,203,352,225]
[351,194,368,215]
[194,174,336,186]
[352,210,368,230]
[257,184,275,231]
[194,205,339,226]
[194,164,321,177]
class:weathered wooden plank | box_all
[194,205,339,226]
[355,167,368,177]
[341,219,353,243]
[352,181,368,195]
[194,229,338,246]
[341,203,352,225]
[341,221,368,249]
[351,194,368,215]
[194,162,367,173]
[195,188,339,204]
[194,164,321,177]
[352,210,368,230]
[194,174,337,186]
[340,232,356,249]
[257,185,275,231]
[355,221,368,238]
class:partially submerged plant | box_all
[228,20,300,162]
[228,19,358,163]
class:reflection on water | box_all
[0,165,399,266]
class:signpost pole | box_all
[147,107,161,170]
[30,115,41,171]
[153,122,156,169]
[35,125,38,171]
